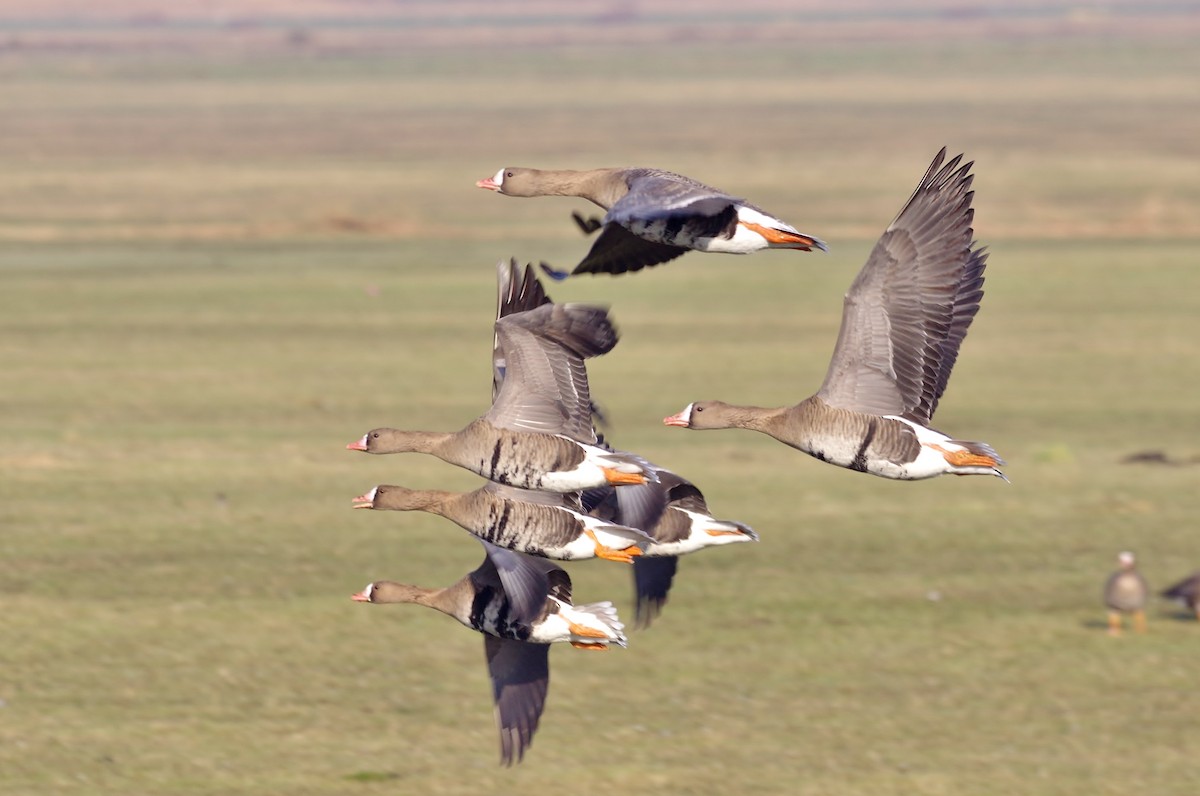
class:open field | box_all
[2,8,1200,795]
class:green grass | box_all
[3,19,1200,796]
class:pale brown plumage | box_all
[352,540,625,765]
[665,149,1004,482]
[352,482,652,563]
[1104,551,1148,635]
[348,298,650,491]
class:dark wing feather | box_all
[817,148,981,422]
[1161,572,1200,603]
[493,259,553,403]
[923,245,987,421]
[570,222,688,277]
[487,303,616,440]
[478,540,568,629]
[484,635,550,766]
[571,211,604,235]
[633,556,679,629]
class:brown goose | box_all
[352,540,625,765]
[352,482,652,563]
[1104,551,1149,635]
[664,149,1005,482]
[476,166,826,278]
[1161,571,1200,621]
[584,460,757,627]
[347,300,650,492]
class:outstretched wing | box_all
[484,635,550,766]
[486,303,616,441]
[566,222,689,277]
[817,148,983,423]
[493,259,554,402]
[632,556,679,628]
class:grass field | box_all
[2,7,1200,795]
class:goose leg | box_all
[1133,610,1147,634]
[584,530,642,564]
[1107,611,1122,636]
[570,641,609,651]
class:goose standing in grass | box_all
[664,148,1005,482]
[477,166,826,278]
[347,300,651,491]
[352,540,625,765]
[1160,571,1200,621]
[1104,551,1149,636]
[353,483,652,563]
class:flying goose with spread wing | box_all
[477,166,826,278]
[665,149,1004,482]
[352,540,625,765]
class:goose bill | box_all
[662,404,693,427]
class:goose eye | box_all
[505,171,514,178]
[371,432,380,439]
[695,406,704,413]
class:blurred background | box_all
[2,1,1199,794]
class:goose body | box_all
[347,300,651,491]
[1161,571,1200,620]
[353,483,652,563]
[664,149,1005,482]
[477,167,826,278]
[583,457,757,626]
[1104,551,1148,635]
[353,540,625,765]
[348,421,648,492]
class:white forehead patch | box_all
[681,402,694,424]
[363,582,375,600]
[492,168,505,188]
[366,486,379,502]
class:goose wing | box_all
[493,259,553,402]
[484,635,550,766]
[567,222,689,277]
[477,540,570,630]
[816,148,984,424]
[486,303,616,441]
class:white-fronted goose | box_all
[347,300,651,491]
[1104,551,1149,635]
[1161,571,1200,621]
[664,149,1005,482]
[352,540,625,765]
[584,460,757,627]
[476,167,827,278]
[352,482,652,563]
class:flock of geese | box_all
[342,148,1011,765]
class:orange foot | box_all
[570,641,609,651]
[739,221,818,250]
[585,530,642,564]
[705,528,747,537]
[929,444,1000,468]
[567,620,610,639]
[603,467,647,486]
